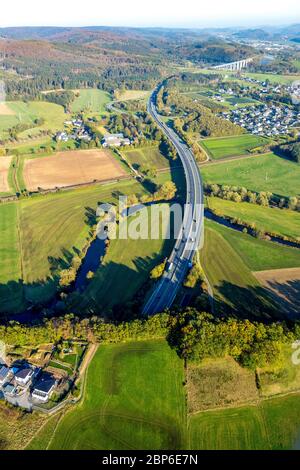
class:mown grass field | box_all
[208,196,300,239]
[0,203,21,283]
[205,219,300,272]
[72,205,174,314]
[115,89,150,101]
[202,153,300,197]
[71,89,111,113]
[243,72,300,84]
[0,101,66,140]
[202,217,300,317]
[189,394,300,450]
[200,134,270,159]
[29,340,186,450]
[26,339,300,451]
[201,224,268,316]
[122,146,172,170]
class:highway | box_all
[142,82,204,315]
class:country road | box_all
[142,82,204,315]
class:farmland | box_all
[71,205,174,314]
[201,224,268,316]
[26,339,300,451]
[71,89,111,114]
[0,101,66,140]
[0,156,13,193]
[115,89,150,101]
[29,340,186,450]
[200,134,270,159]
[23,149,126,191]
[202,153,300,197]
[0,178,152,315]
[202,218,300,316]
[122,145,173,171]
[253,268,300,319]
[189,394,300,450]
[205,218,300,271]
[207,196,300,239]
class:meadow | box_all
[202,218,300,317]
[122,145,172,170]
[202,152,300,197]
[72,205,174,314]
[201,224,266,316]
[0,101,66,140]
[187,357,258,413]
[0,178,150,315]
[71,89,111,113]
[189,394,300,450]
[0,403,46,451]
[26,338,300,451]
[200,134,270,159]
[208,196,300,239]
[243,72,300,84]
[115,89,150,101]
[205,219,300,271]
[29,340,186,450]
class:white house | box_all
[32,374,56,403]
[14,366,34,386]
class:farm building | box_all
[102,133,131,147]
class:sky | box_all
[1,0,300,28]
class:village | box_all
[55,118,131,148]
[221,103,300,136]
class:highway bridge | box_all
[142,83,204,316]
[213,57,254,71]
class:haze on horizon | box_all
[1,0,300,29]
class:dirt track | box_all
[24,149,125,191]
[254,267,300,318]
[0,156,12,192]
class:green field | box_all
[202,152,300,197]
[122,146,172,170]
[243,72,300,84]
[189,394,300,450]
[29,340,186,450]
[202,217,300,316]
[200,134,270,159]
[205,218,300,271]
[0,178,152,315]
[201,224,268,316]
[208,196,300,239]
[0,101,66,140]
[72,205,173,314]
[71,89,112,113]
[27,338,300,450]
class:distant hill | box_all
[233,29,272,40]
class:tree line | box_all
[1,308,300,371]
